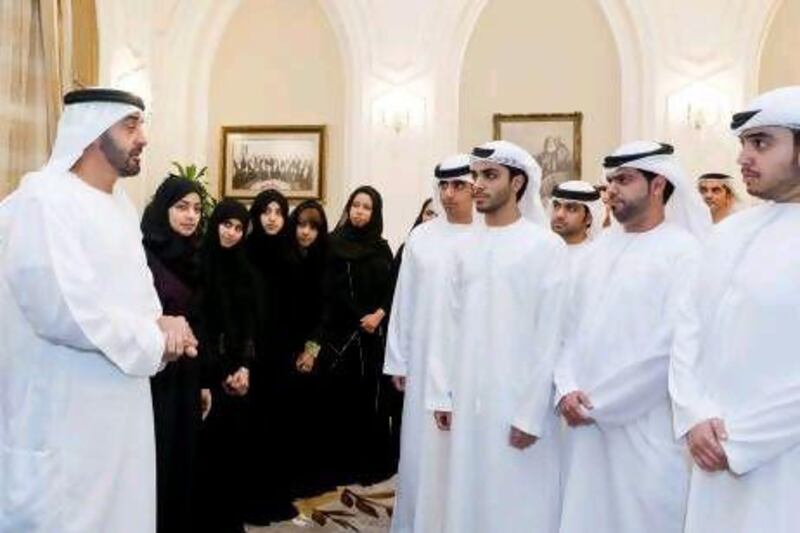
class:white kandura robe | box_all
[384,217,473,533]
[670,204,800,533]
[556,239,594,485]
[0,172,164,533]
[554,222,700,533]
[564,240,593,294]
[428,218,568,533]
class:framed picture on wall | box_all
[220,125,325,201]
[493,112,582,200]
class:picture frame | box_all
[219,125,325,201]
[493,112,582,200]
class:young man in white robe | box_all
[549,180,603,276]
[671,85,800,533]
[555,141,711,533]
[430,140,568,533]
[0,88,197,533]
[384,154,475,533]
[696,172,742,224]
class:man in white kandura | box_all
[555,141,711,533]
[549,179,604,275]
[696,172,743,224]
[431,140,568,533]
[672,86,800,533]
[0,88,197,533]
[384,154,476,533]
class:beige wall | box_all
[208,0,345,217]
[459,0,621,184]
[759,0,800,91]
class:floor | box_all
[247,477,395,532]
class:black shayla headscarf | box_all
[201,199,256,369]
[289,200,328,267]
[141,175,203,284]
[411,197,433,231]
[330,185,388,260]
[245,188,291,269]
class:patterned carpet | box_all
[247,477,395,532]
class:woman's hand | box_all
[360,308,386,334]
[296,351,316,373]
[200,388,212,420]
[223,367,250,396]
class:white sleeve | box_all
[668,252,722,438]
[425,247,460,412]
[3,193,164,377]
[588,355,670,428]
[721,384,800,475]
[589,248,704,429]
[552,263,584,406]
[512,243,569,436]
[383,243,414,377]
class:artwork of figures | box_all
[493,113,582,201]
[220,125,325,201]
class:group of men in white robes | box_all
[385,85,800,533]
[2,82,800,533]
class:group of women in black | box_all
[140,176,402,533]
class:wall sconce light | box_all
[372,89,426,134]
[668,82,728,131]
[382,106,411,133]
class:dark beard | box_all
[611,198,646,224]
[99,132,141,177]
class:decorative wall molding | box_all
[95,0,788,231]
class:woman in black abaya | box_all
[313,185,396,486]
[195,199,256,533]
[283,200,332,497]
[243,189,298,524]
[140,175,204,533]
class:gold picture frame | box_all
[493,112,583,200]
[220,124,325,201]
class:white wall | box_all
[93,0,786,239]
[759,0,800,91]
[207,0,345,219]
[459,0,621,183]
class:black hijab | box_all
[201,199,255,347]
[330,185,388,260]
[141,175,202,285]
[288,199,329,268]
[245,189,291,269]
[411,197,433,230]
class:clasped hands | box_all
[687,418,729,472]
[158,315,198,362]
[223,367,249,397]
[558,390,595,427]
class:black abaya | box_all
[314,186,398,486]
[141,176,204,533]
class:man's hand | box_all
[200,388,212,420]
[360,309,386,334]
[434,410,452,431]
[687,418,729,472]
[295,351,316,374]
[223,367,250,397]
[558,390,594,427]
[391,375,406,392]
[157,316,199,362]
[509,426,538,449]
